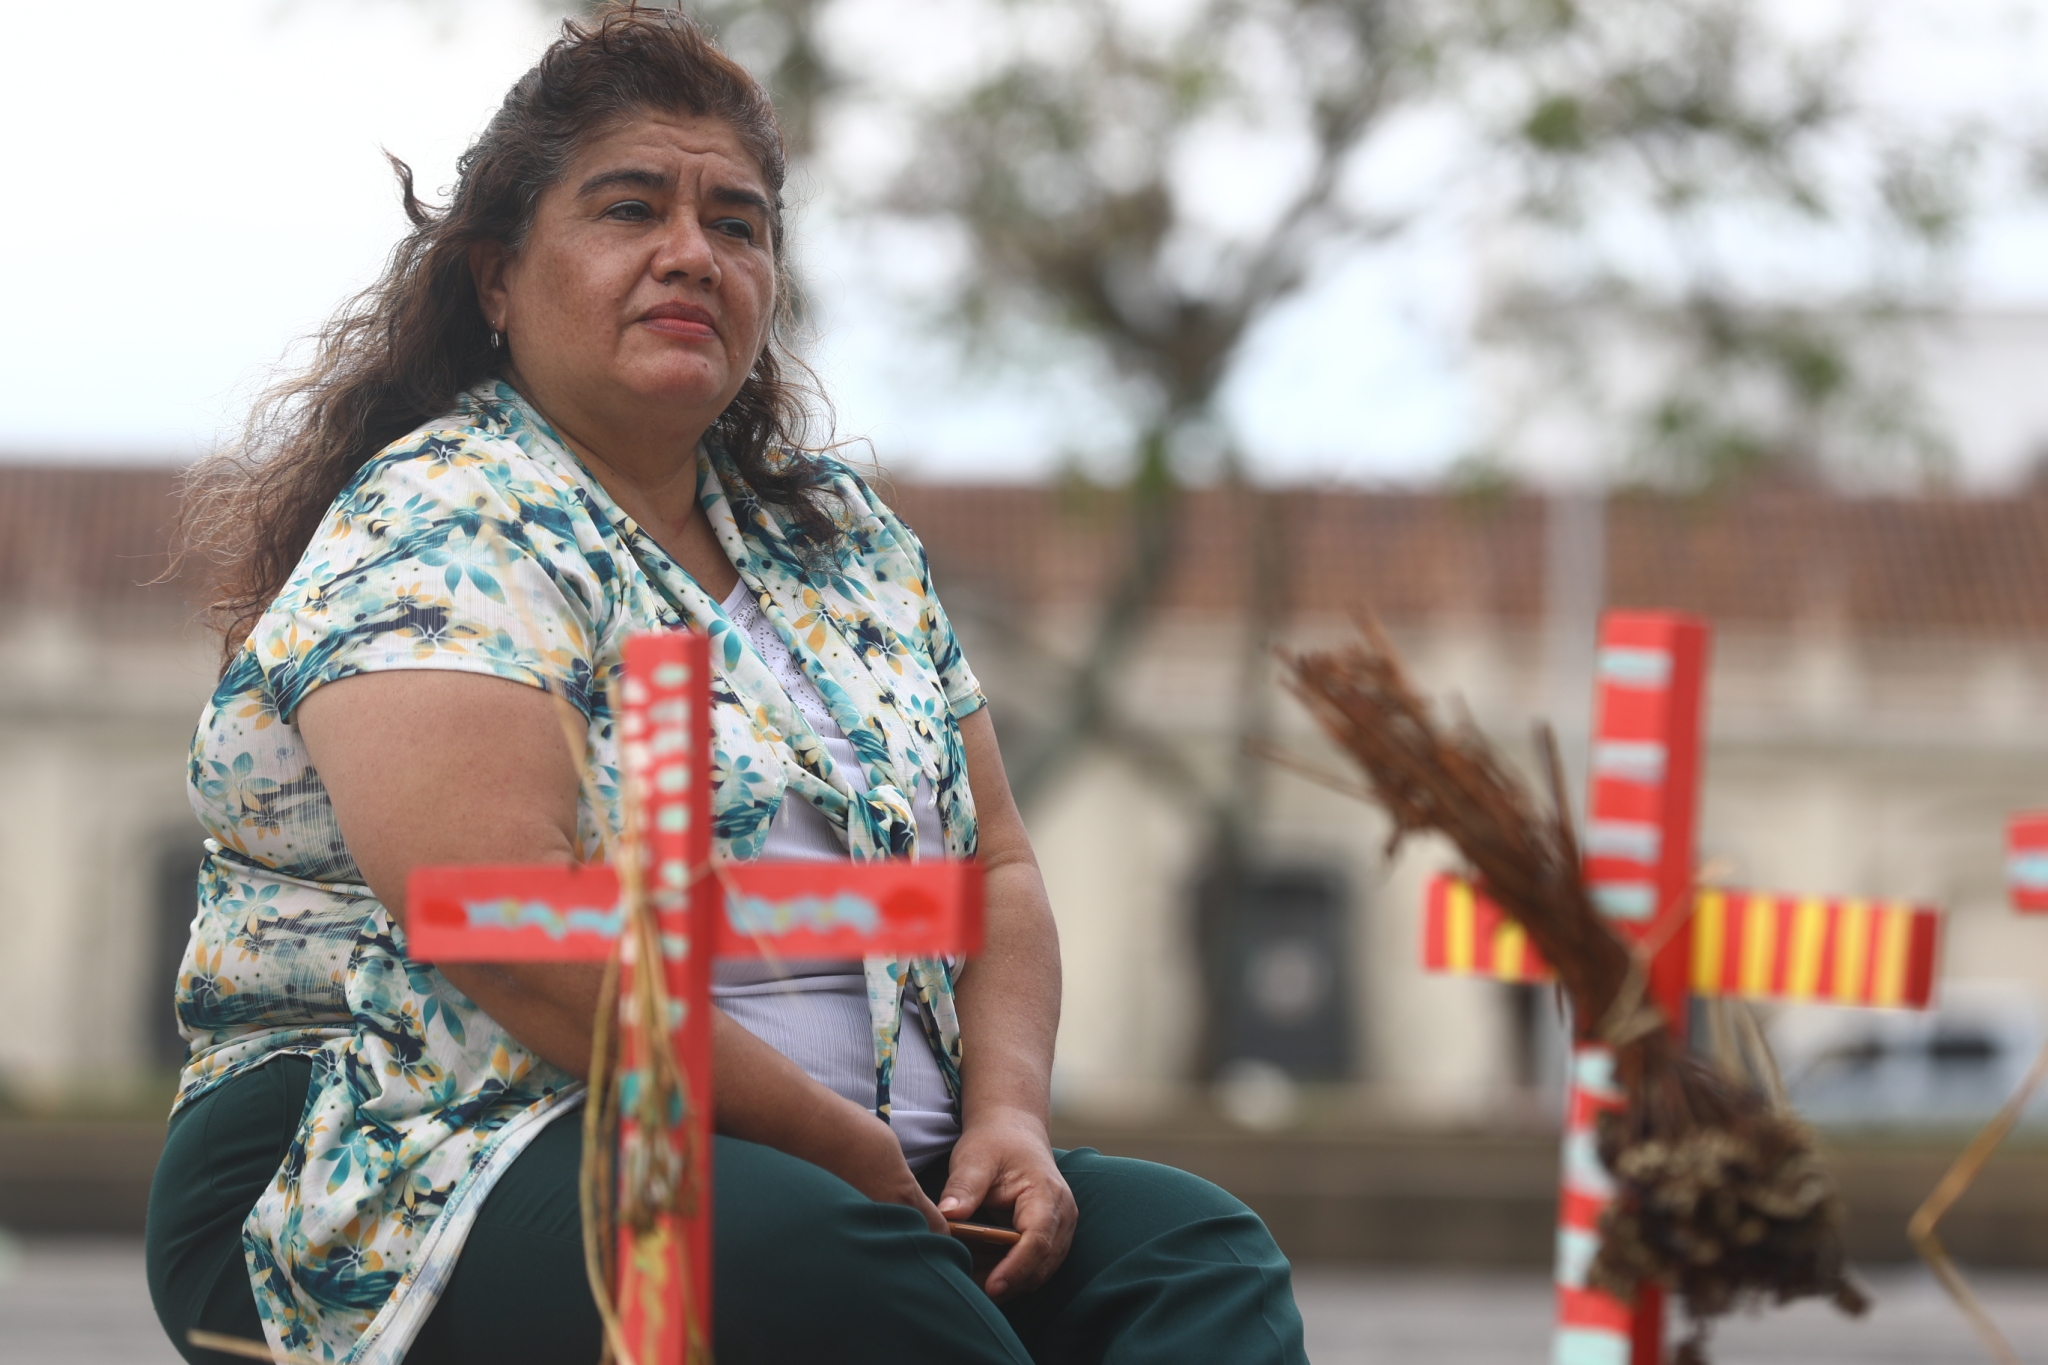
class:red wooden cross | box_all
[2006,812,2048,914]
[405,632,984,1365]
[1417,611,1943,1365]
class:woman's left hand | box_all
[938,1106,1077,1302]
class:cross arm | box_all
[2007,812,2048,913]
[1424,873,1941,1010]
[405,860,985,963]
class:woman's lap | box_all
[404,1107,604,1363]
[711,1136,1027,1365]
[148,1059,1304,1365]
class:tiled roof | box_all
[889,484,2048,637]
[1601,492,2048,635]
[3,464,2046,636]
[885,485,1553,620]
[0,465,185,609]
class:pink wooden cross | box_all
[1418,611,1943,1365]
[405,632,984,1365]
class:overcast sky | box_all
[4,0,2045,483]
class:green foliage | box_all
[1445,449,1522,505]
[1878,132,1982,248]
[1523,94,1586,152]
[882,0,1422,430]
[519,0,1997,489]
[794,0,1972,489]
[614,0,1996,824]
[690,0,837,154]
[509,0,2008,1079]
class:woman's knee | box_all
[1017,1150,1305,1365]
[1049,1149,1296,1297]
[1056,1149,1273,1238]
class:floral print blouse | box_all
[174,382,986,1364]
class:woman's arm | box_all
[295,669,945,1233]
[939,704,1077,1300]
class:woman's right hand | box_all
[711,1010,947,1235]
[811,1104,949,1235]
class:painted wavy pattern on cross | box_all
[457,896,624,939]
[724,892,880,937]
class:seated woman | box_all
[146,8,1308,1364]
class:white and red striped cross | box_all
[2006,812,2048,915]
[405,632,984,1365]
[1418,611,1944,1365]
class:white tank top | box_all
[709,580,961,1170]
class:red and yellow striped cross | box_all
[1415,611,1946,1365]
[1424,875,1942,1008]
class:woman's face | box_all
[477,111,778,444]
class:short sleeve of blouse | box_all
[256,430,606,723]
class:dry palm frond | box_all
[185,1330,321,1364]
[1907,1034,2048,1365]
[1284,619,1865,1363]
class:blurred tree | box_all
[542,0,1994,1079]
[843,0,1979,1076]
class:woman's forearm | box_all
[449,969,941,1224]
[935,807,1075,1299]
[713,1012,878,1152]
[437,961,604,1078]
[441,874,1064,1144]
[442,963,896,1158]
[713,1011,947,1229]
[953,855,1062,1130]
[949,705,1063,1135]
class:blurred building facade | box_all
[893,483,2048,1123]
[0,469,217,1103]
[4,467,2048,1127]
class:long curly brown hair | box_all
[180,4,839,666]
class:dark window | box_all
[1221,866,1354,1081]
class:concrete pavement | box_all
[3,1237,2042,1364]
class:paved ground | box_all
[1291,1267,2048,1364]
[3,1236,2042,1364]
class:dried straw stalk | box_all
[1285,620,1865,1364]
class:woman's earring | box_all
[489,329,504,351]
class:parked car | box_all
[1768,979,2048,1130]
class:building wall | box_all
[969,605,2048,1125]
[1705,630,2048,1001]
[0,604,216,1102]
[2,495,2045,1131]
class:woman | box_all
[147,9,1309,1364]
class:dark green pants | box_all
[147,1057,1307,1364]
